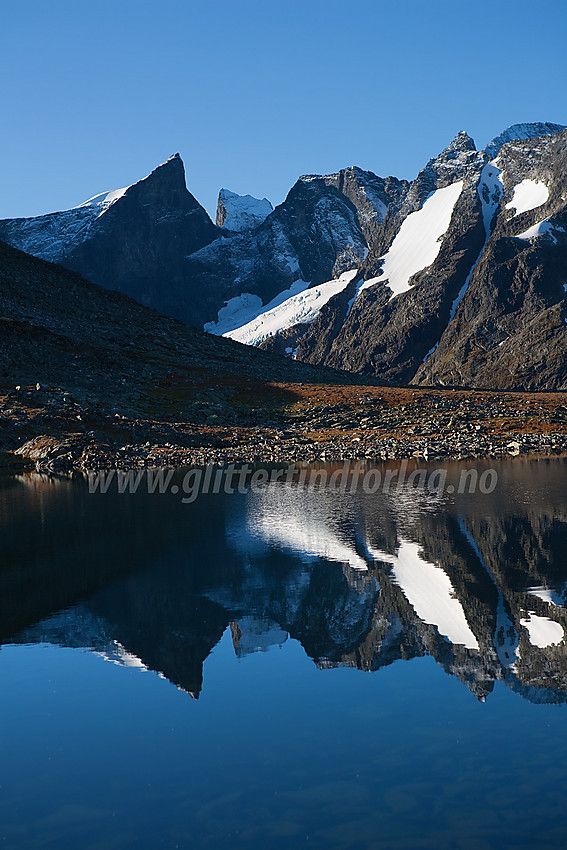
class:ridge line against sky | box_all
[1,0,566,220]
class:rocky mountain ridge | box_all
[0,154,219,319]
[258,123,567,390]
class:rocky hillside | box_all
[1,238,367,389]
[5,237,567,472]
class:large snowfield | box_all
[357,180,464,300]
[505,178,549,216]
[215,179,467,348]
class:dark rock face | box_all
[0,154,219,322]
[298,166,409,252]
[63,154,220,315]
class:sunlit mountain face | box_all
[4,459,567,703]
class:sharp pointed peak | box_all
[152,152,184,172]
[445,130,477,153]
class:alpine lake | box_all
[2,457,567,849]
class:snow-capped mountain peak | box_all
[0,152,218,306]
[216,189,273,232]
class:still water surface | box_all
[1,459,567,849]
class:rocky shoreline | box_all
[4,380,567,472]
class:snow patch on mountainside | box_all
[376,539,479,650]
[479,161,504,235]
[527,586,566,606]
[516,217,565,244]
[357,181,464,300]
[449,268,475,323]
[506,179,549,216]
[520,613,564,647]
[76,186,129,214]
[217,189,273,232]
[223,269,358,346]
[422,342,439,363]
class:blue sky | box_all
[1,0,566,220]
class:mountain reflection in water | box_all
[2,459,567,704]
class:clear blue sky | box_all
[1,0,566,220]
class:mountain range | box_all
[1,120,566,390]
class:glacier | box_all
[223,269,358,346]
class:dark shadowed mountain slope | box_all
[0,238,370,412]
[0,158,408,330]
[0,155,219,319]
